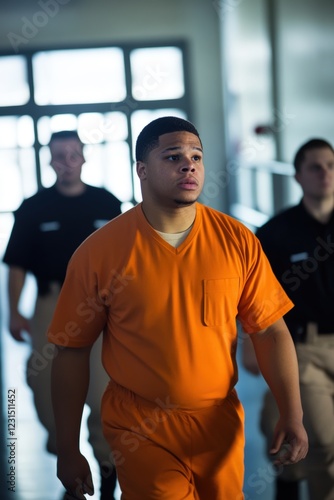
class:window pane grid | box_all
[0,43,190,213]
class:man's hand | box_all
[57,451,94,499]
[9,311,31,342]
[269,417,308,466]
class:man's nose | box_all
[180,158,195,171]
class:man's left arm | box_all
[249,317,308,465]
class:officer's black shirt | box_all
[3,185,122,295]
[256,201,334,342]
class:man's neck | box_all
[55,181,86,197]
[302,195,334,223]
[141,201,197,233]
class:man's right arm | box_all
[250,318,308,464]
[8,266,30,342]
[51,344,94,499]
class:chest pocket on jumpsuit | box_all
[204,278,239,326]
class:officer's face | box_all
[295,147,334,200]
[50,138,85,185]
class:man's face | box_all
[136,131,205,208]
[49,138,85,186]
[295,147,334,200]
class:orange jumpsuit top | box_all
[48,203,293,408]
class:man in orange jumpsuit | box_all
[48,116,308,500]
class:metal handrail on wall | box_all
[229,160,295,231]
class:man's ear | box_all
[136,161,147,180]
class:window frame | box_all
[0,40,192,206]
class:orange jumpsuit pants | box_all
[102,380,245,500]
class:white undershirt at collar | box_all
[156,226,193,248]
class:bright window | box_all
[33,48,126,105]
[0,116,37,211]
[130,47,185,101]
[0,56,29,106]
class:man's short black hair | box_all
[293,138,334,172]
[135,116,202,162]
[49,130,82,145]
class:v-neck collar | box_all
[135,203,201,254]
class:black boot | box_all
[100,464,118,500]
[275,478,299,500]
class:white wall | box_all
[0,0,227,211]
[276,0,334,162]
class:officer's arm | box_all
[8,266,30,341]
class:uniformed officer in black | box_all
[243,138,334,500]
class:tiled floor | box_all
[0,271,308,500]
